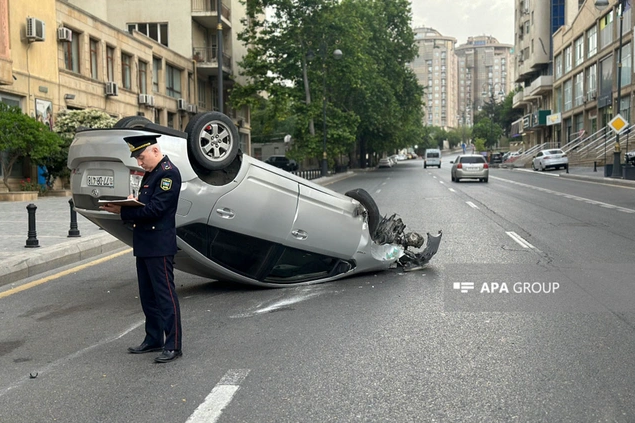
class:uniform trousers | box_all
[135,256,182,351]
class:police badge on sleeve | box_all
[160,178,172,191]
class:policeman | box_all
[100,134,183,363]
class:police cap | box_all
[124,134,161,158]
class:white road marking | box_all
[186,369,250,423]
[376,189,381,194]
[381,182,386,186]
[449,188,456,192]
[506,231,536,249]
[432,176,437,179]
[493,176,635,213]
[439,181,445,185]
[466,201,479,209]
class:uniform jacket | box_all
[120,155,181,257]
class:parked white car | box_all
[532,149,568,171]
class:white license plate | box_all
[465,166,480,171]
[87,175,114,187]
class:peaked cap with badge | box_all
[124,134,161,158]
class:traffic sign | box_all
[608,114,629,134]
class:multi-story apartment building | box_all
[513,0,566,147]
[552,0,632,150]
[456,35,515,127]
[0,0,250,190]
[411,27,458,130]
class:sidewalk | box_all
[514,164,635,187]
[0,171,356,287]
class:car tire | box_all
[483,178,489,183]
[345,188,380,238]
[424,164,427,169]
[186,112,239,171]
[532,162,537,171]
[113,116,153,128]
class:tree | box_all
[50,109,117,185]
[231,0,422,169]
[472,117,503,149]
[0,103,63,191]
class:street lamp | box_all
[596,0,626,177]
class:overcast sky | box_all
[410,0,515,46]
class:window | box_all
[198,80,207,109]
[121,53,132,89]
[555,87,562,113]
[600,11,613,49]
[165,64,181,98]
[586,64,597,96]
[63,29,80,73]
[106,46,115,82]
[154,108,161,124]
[139,60,148,94]
[152,57,161,92]
[564,46,572,73]
[564,79,572,111]
[574,37,584,67]
[587,26,597,58]
[555,54,563,79]
[620,43,631,87]
[167,112,175,128]
[574,72,584,107]
[573,114,584,134]
[127,22,169,47]
[90,39,99,79]
[600,55,613,99]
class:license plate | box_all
[87,175,114,187]
[465,166,480,171]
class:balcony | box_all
[191,0,231,28]
[528,75,553,96]
[512,89,529,108]
[193,47,232,78]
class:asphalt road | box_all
[2,157,635,422]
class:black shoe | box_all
[154,350,183,363]
[127,343,163,354]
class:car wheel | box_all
[483,178,489,183]
[451,174,455,182]
[532,162,537,171]
[345,188,381,238]
[424,164,427,168]
[540,163,545,171]
[113,116,153,128]
[186,112,239,171]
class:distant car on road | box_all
[450,154,489,183]
[264,155,298,171]
[532,149,568,171]
[378,157,393,168]
[490,152,504,164]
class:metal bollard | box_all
[566,163,569,174]
[594,161,597,172]
[25,203,40,248]
[67,198,81,237]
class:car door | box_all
[287,184,364,259]
[208,164,298,245]
[534,151,543,168]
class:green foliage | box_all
[473,138,486,153]
[0,103,63,191]
[232,0,423,168]
[472,116,503,148]
[48,109,117,184]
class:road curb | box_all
[559,173,635,187]
[0,232,127,287]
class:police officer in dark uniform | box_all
[100,134,183,363]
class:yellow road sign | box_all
[608,114,629,134]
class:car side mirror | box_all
[449,161,454,164]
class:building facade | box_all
[512,0,566,148]
[456,35,515,128]
[552,0,632,152]
[0,0,250,189]
[411,27,458,130]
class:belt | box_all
[132,223,172,230]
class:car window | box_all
[460,156,485,164]
[536,152,543,157]
[548,150,563,155]
[426,152,440,158]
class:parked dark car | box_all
[626,150,635,165]
[490,152,504,164]
[264,155,298,171]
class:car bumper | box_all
[455,169,489,179]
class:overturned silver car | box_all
[67,112,441,287]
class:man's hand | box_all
[100,203,122,214]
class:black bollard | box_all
[594,161,597,172]
[566,163,569,174]
[25,203,40,248]
[67,198,81,237]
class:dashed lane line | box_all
[186,369,250,423]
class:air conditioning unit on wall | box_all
[138,94,155,106]
[26,17,46,42]
[57,27,72,42]
[105,81,119,96]
[177,98,187,111]
[187,104,197,114]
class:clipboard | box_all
[98,199,145,207]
